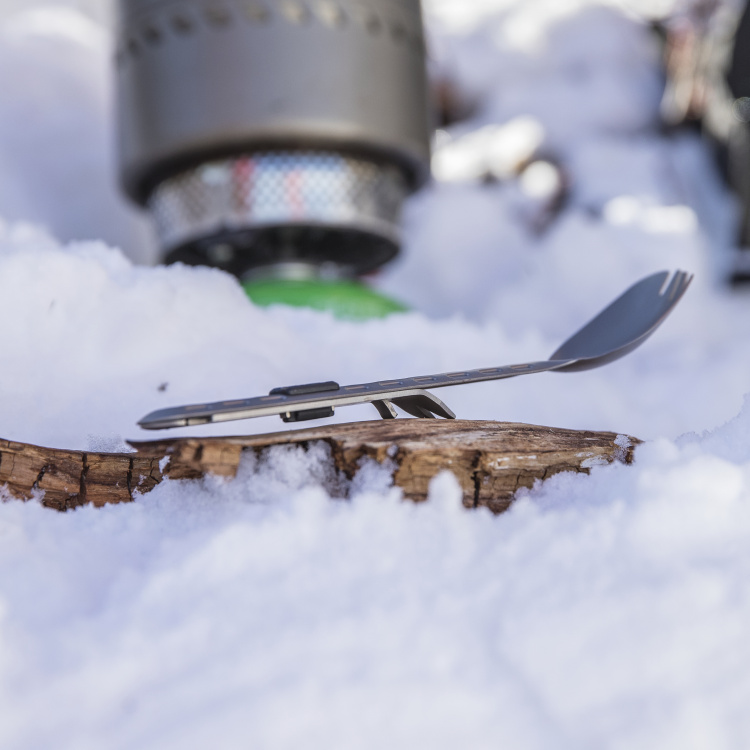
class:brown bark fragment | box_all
[0,421,640,513]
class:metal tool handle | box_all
[138,358,573,429]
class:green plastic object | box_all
[243,278,408,320]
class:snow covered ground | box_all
[1,0,750,747]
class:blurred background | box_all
[0,0,737,284]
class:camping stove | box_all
[116,0,431,280]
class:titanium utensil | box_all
[138,270,692,430]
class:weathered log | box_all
[0,421,639,513]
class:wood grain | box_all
[0,421,639,513]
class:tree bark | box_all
[0,420,639,513]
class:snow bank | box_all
[3,415,750,749]
[0,0,749,747]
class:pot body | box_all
[116,0,431,276]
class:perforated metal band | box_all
[147,151,409,255]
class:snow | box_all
[1,0,750,747]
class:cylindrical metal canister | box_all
[116,0,431,278]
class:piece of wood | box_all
[0,421,639,513]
